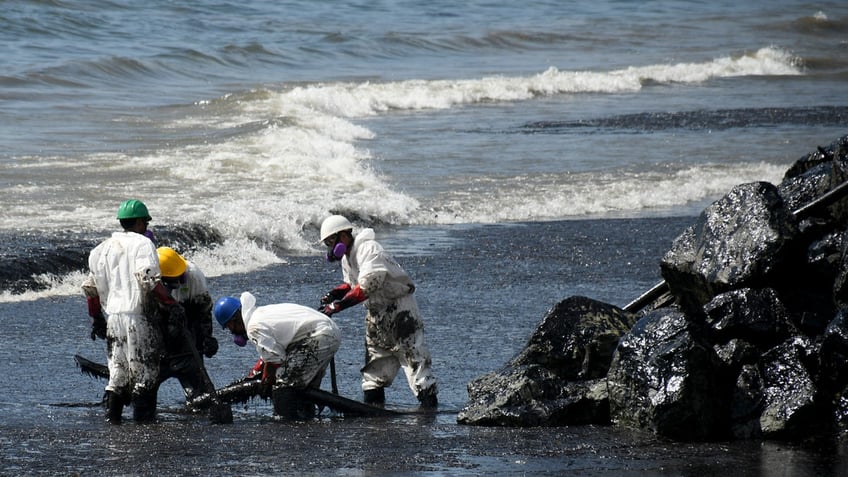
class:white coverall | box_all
[82,231,163,397]
[241,292,341,389]
[168,261,207,303]
[167,261,216,356]
[342,228,438,399]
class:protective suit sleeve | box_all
[358,271,387,296]
[81,274,99,298]
[353,240,393,277]
[134,238,161,294]
[195,292,217,357]
[240,292,257,317]
[253,330,286,364]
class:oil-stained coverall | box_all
[158,261,219,401]
[335,228,438,404]
[82,230,165,420]
[241,291,341,391]
[167,261,217,357]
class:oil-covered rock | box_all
[459,134,848,442]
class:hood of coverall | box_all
[354,228,376,245]
[239,291,258,328]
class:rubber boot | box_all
[296,398,316,420]
[363,387,385,407]
[209,401,234,425]
[132,390,157,423]
[272,387,300,420]
[417,387,438,409]
[105,390,124,425]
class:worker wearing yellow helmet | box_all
[155,246,232,423]
[157,247,219,361]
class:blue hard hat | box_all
[213,296,241,328]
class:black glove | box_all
[259,380,273,400]
[202,336,219,358]
[90,314,107,341]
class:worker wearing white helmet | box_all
[318,215,438,408]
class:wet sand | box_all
[3,404,845,476]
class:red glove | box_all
[322,284,367,316]
[247,358,264,378]
[320,283,351,305]
[151,281,179,307]
[260,361,281,399]
[87,296,107,340]
[261,362,281,385]
[87,295,104,319]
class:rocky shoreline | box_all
[459,134,848,442]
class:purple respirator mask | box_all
[325,242,347,262]
[233,334,248,347]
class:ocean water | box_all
[2,0,847,300]
[1,0,847,475]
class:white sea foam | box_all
[0,46,801,233]
[0,47,809,301]
[268,47,800,119]
[408,161,788,224]
[0,271,90,303]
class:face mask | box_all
[162,275,185,291]
[233,334,248,347]
[143,229,156,243]
[325,242,347,262]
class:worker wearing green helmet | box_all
[116,199,152,221]
[81,199,187,424]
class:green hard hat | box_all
[116,199,152,221]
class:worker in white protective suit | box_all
[213,292,341,420]
[82,199,187,424]
[158,247,219,363]
[318,215,438,408]
[155,246,232,424]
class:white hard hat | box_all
[320,215,354,242]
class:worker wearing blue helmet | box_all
[214,292,341,419]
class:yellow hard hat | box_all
[157,246,188,278]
